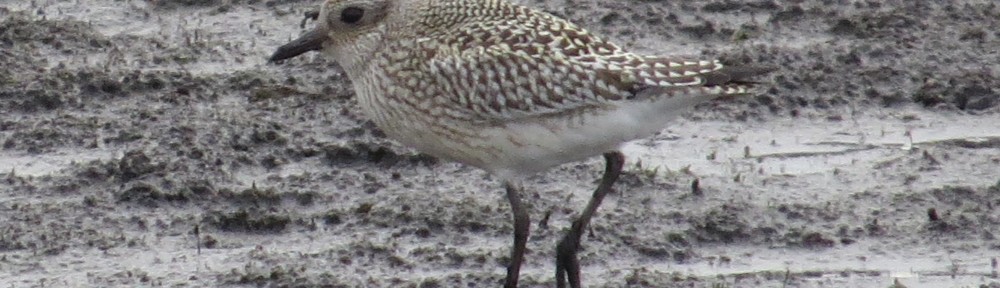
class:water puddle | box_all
[0,149,115,177]
[624,109,1000,177]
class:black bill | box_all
[269,29,326,62]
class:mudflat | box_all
[1,0,998,287]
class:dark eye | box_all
[341,7,364,24]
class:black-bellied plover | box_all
[270,0,772,287]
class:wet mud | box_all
[1,0,999,287]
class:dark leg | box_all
[504,181,531,288]
[556,152,625,288]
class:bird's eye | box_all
[341,7,364,24]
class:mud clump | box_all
[913,73,1000,111]
[219,185,319,207]
[828,12,923,39]
[117,181,189,207]
[0,13,110,112]
[701,1,779,13]
[920,183,1000,238]
[794,232,837,248]
[323,141,438,168]
[206,209,291,233]
[0,12,110,51]
[118,150,164,181]
[688,204,751,243]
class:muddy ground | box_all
[2,0,1000,287]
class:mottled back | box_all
[304,0,751,124]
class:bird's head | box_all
[269,0,398,63]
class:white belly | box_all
[429,94,706,181]
[358,74,719,181]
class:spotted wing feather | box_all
[415,1,762,123]
[424,48,759,122]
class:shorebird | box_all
[269,0,771,287]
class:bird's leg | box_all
[504,181,531,288]
[556,152,625,288]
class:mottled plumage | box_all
[269,0,770,287]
